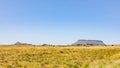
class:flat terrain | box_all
[0,45,120,68]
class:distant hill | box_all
[15,42,22,45]
[14,42,32,46]
[73,40,105,45]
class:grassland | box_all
[0,45,120,68]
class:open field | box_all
[0,45,120,68]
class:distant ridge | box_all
[73,39,105,45]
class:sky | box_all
[0,0,120,44]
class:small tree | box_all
[41,44,48,46]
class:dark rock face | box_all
[73,40,105,45]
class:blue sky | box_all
[0,0,120,44]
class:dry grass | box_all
[0,45,120,68]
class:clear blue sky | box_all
[0,0,120,44]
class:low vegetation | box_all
[0,45,120,68]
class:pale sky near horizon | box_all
[0,0,120,44]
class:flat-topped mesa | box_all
[73,39,105,45]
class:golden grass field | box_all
[0,45,120,68]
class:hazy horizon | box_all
[0,0,120,44]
